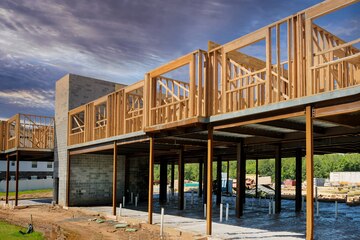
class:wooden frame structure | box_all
[65,1,360,240]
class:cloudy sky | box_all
[0,0,359,119]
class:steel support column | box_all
[226,160,230,194]
[15,151,20,206]
[236,141,246,218]
[5,154,9,204]
[178,146,184,210]
[159,159,168,204]
[295,148,302,212]
[112,141,118,216]
[148,136,154,224]
[306,106,314,240]
[255,159,259,198]
[206,126,213,235]
[216,156,222,205]
[171,162,175,196]
[203,156,207,205]
[275,144,282,213]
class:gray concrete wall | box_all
[54,73,125,206]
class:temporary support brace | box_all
[295,148,303,212]
[178,146,184,210]
[275,144,282,213]
[206,126,213,235]
[148,136,154,224]
[306,106,314,240]
[15,151,19,206]
[112,141,117,216]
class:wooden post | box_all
[216,156,222,205]
[148,136,154,224]
[5,154,9,204]
[275,145,282,213]
[255,159,259,198]
[66,150,70,207]
[159,159,167,204]
[15,151,19,206]
[236,141,246,218]
[203,156,207,205]
[170,162,175,196]
[295,148,303,212]
[306,106,314,240]
[178,146,184,210]
[199,158,203,197]
[112,141,117,216]
[266,28,272,104]
[226,160,230,194]
[206,126,213,235]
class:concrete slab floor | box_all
[82,193,360,240]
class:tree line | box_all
[154,153,360,182]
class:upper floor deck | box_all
[67,0,360,147]
[0,113,54,153]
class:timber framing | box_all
[61,1,359,239]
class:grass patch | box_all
[0,189,52,197]
[0,221,44,240]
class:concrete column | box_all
[5,154,9,204]
[206,126,213,235]
[198,158,203,197]
[275,145,282,213]
[159,159,168,204]
[236,141,246,218]
[15,151,19,206]
[148,137,154,224]
[170,162,175,196]
[295,148,302,212]
[216,156,222,205]
[306,106,314,239]
[178,147,184,210]
[255,159,259,198]
[112,142,118,216]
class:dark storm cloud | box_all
[0,0,358,118]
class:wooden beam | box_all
[15,151,19,206]
[206,126,213,235]
[149,53,193,77]
[112,141,117,216]
[313,100,360,118]
[261,120,326,134]
[220,126,284,139]
[148,136,154,224]
[306,106,314,240]
[306,0,358,20]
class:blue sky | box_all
[0,0,358,119]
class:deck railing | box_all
[67,0,359,146]
[0,114,54,151]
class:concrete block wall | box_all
[127,156,149,202]
[54,74,125,206]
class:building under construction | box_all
[1,0,359,239]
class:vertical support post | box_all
[206,126,213,235]
[159,159,167,204]
[5,154,9,204]
[305,19,313,96]
[216,156,222,205]
[15,151,19,206]
[199,158,203,198]
[178,146,184,210]
[255,159,259,198]
[266,28,272,104]
[226,160,230,194]
[275,144,282,213]
[148,136,154,224]
[112,141,118,216]
[171,162,175,196]
[66,150,70,207]
[203,156,207,205]
[295,148,303,212]
[236,141,246,218]
[306,106,314,240]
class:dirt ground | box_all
[0,204,205,240]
